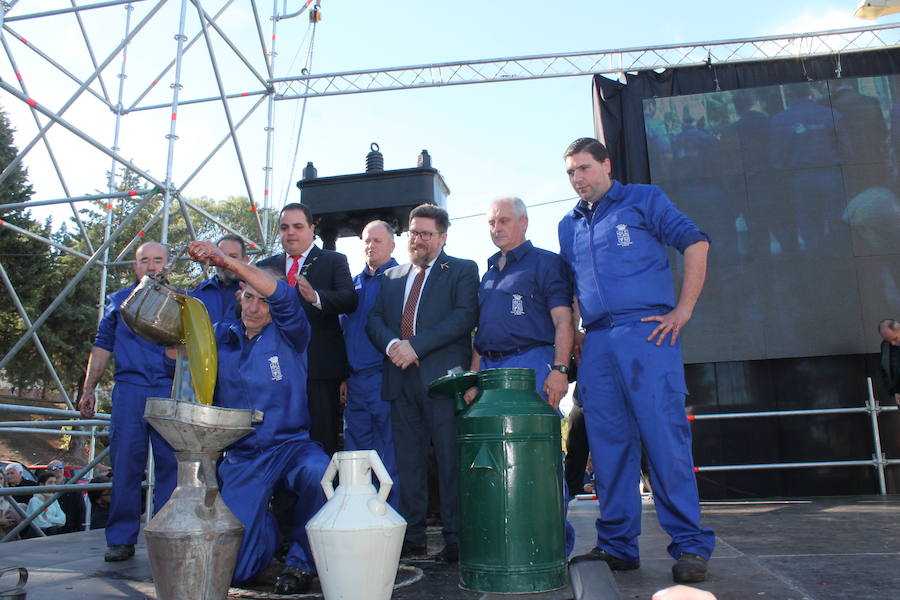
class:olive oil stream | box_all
[178,296,217,405]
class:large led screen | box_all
[645,75,900,363]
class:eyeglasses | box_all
[49,465,64,471]
[409,230,440,241]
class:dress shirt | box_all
[386,259,436,354]
[284,242,321,309]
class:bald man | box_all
[79,241,177,563]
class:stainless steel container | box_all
[143,398,253,600]
[120,275,184,346]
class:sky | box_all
[3,0,900,278]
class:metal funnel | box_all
[144,397,252,452]
[143,398,253,600]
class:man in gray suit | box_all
[366,203,479,564]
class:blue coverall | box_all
[473,240,576,555]
[558,181,716,563]
[339,258,399,507]
[93,283,177,548]
[191,275,240,324]
[213,280,330,584]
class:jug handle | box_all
[320,454,340,500]
[0,566,27,593]
[367,450,393,516]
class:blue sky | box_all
[4,1,900,275]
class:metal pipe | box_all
[0,263,74,409]
[101,0,137,327]
[0,188,157,371]
[176,94,267,192]
[0,419,108,427]
[0,0,167,187]
[0,402,110,420]
[192,0,265,242]
[2,24,115,109]
[0,190,150,212]
[262,0,279,245]
[193,2,270,89]
[4,0,146,21]
[1,447,111,542]
[0,218,91,260]
[697,459,884,472]
[866,377,888,495]
[126,89,268,113]
[70,0,113,104]
[688,406,897,420]
[126,0,235,111]
[0,427,107,436]
[159,0,191,246]
[0,483,114,497]
[0,34,94,253]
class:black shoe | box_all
[569,546,639,571]
[672,552,708,583]
[400,540,427,559]
[273,565,314,594]
[433,542,459,564]
[104,545,135,562]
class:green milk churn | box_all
[430,367,567,593]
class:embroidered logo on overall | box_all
[510,294,525,316]
[615,224,633,247]
[268,356,283,381]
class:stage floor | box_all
[1,495,898,600]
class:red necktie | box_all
[287,255,301,287]
[400,266,426,339]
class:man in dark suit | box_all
[366,203,479,564]
[258,202,357,455]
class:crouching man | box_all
[187,240,330,594]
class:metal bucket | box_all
[120,275,184,346]
[0,567,27,600]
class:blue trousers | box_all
[106,381,177,547]
[344,367,399,508]
[218,439,329,584]
[479,345,575,556]
[579,322,715,562]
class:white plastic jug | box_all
[306,450,407,600]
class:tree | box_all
[0,108,56,393]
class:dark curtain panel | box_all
[595,48,900,183]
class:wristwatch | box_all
[550,364,569,374]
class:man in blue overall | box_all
[560,138,715,583]
[190,234,250,324]
[78,241,177,562]
[464,196,576,554]
[339,221,399,504]
[187,239,330,595]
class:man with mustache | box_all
[366,203,478,564]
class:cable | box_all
[450,195,578,222]
[279,17,318,207]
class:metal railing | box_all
[0,401,141,542]
[690,378,899,494]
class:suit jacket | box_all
[366,250,479,396]
[258,245,357,380]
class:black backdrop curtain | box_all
[595,48,900,184]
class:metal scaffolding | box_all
[0,3,898,475]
